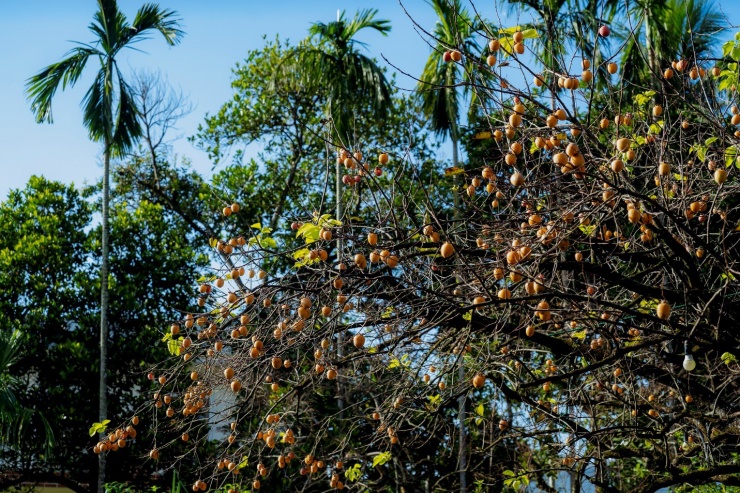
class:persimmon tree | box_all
[99,4,740,492]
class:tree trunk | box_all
[97,140,110,493]
[452,122,466,493]
[644,8,657,82]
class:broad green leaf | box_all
[345,463,362,482]
[88,420,111,437]
[732,45,740,62]
[705,136,719,146]
[725,146,738,168]
[167,338,180,356]
[250,222,262,229]
[296,222,321,244]
[475,403,484,416]
[723,40,734,58]
[521,28,538,39]
[372,451,392,467]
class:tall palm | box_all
[504,0,618,106]
[287,9,392,143]
[416,3,484,491]
[620,0,724,92]
[26,2,183,491]
[280,9,392,428]
[417,0,481,170]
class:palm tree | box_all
[26,2,183,491]
[279,8,392,428]
[503,0,619,106]
[286,9,392,144]
[417,0,481,171]
[0,330,54,455]
[417,3,485,491]
[620,0,725,92]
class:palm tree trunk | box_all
[451,122,466,493]
[645,8,657,83]
[98,139,110,493]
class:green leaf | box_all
[475,403,485,416]
[428,394,442,406]
[250,222,262,229]
[372,451,392,467]
[648,121,663,135]
[167,338,180,356]
[697,145,707,162]
[499,25,523,35]
[296,222,321,244]
[521,28,539,39]
[88,420,111,437]
[721,352,737,365]
[499,36,514,56]
[732,45,740,62]
[570,330,587,340]
[633,90,656,106]
[579,224,596,236]
[705,136,719,146]
[725,146,738,168]
[345,463,362,482]
[463,310,472,321]
[237,457,249,469]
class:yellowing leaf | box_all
[473,131,493,140]
[372,451,392,467]
[570,330,587,340]
[444,166,465,176]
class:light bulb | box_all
[683,354,696,372]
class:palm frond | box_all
[343,9,391,41]
[26,47,97,124]
[82,64,113,143]
[122,3,184,49]
[111,65,143,155]
[90,0,128,54]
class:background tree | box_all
[619,0,724,94]
[0,176,206,492]
[26,3,183,490]
[0,329,54,456]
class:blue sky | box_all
[0,0,440,199]
[2,0,740,199]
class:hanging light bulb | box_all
[683,341,696,372]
